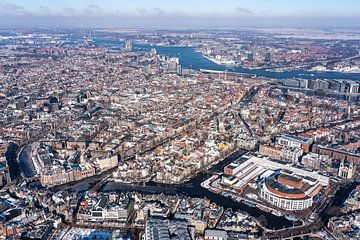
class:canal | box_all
[101,150,295,230]
[18,146,37,178]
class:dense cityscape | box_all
[0,2,360,240]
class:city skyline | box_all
[1,0,360,28]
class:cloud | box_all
[135,6,171,17]
[87,4,102,11]
[0,3,25,11]
[36,5,51,16]
[0,3,28,16]
[61,7,76,16]
[63,7,75,12]
[136,6,148,16]
[39,5,49,11]
[153,7,166,16]
[236,6,254,15]
[85,4,103,16]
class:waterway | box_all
[101,150,296,230]
[2,36,359,81]
[133,44,360,81]
[78,38,360,81]
[320,181,360,223]
[18,146,37,178]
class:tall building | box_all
[176,65,182,75]
[349,82,359,93]
[247,52,254,62]
[264,52,272,62]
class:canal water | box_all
[101,150,296,230]
[320,181,360,223]
[18,146,37,178]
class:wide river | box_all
[134,44,360,81]
[88,38,360,81]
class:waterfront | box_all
[61,148,360,231]
[101,150,296,230]
[133,44,360,81]
[11,143,359,231]
[2,36,359,81]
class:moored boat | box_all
[242,200,255,207]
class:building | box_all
[338,160,355,179]
[223,162,242,176]
[258,173,322,211]
[247,53,254,62]
[236,134,257,150]
[259,145,281,159]
[302,152,331,170]
[0,162,10,188]
[259,144,303,163]
[281,147,303,164]
[276,134,313,152]
[79,195,135,222]
[349,82,359,93]
[328,213,360,240]
[40,163,95,186]
[222,154,329,209]
[204,229,228,240]
[264,52,272,62]
[144,219,170,240]
[312,145,360,164]
[95,154,119,172]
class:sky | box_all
[0,0,360,28]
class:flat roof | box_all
[280,134,312,143]
[304,176,317,182]
[225,164,239,170]
[223,174,236,181]
[279,174,302,183]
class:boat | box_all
[242,200,255,207]
[285,215,298,221]
[271,210,283,217]
[256,204,272,213]
[245,193,258,200]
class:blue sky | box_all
[0,0,359,27]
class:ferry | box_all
[298,73,315,77]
